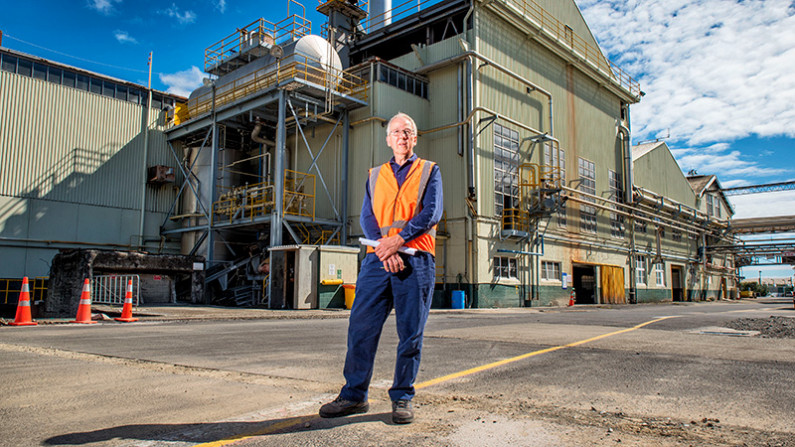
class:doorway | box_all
[573,265,597,304]
[671,266,684,302]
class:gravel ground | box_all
[726,316,795,339]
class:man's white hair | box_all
[386,112,417,136]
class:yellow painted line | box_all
[416,316,677,389]
[195,415,316,447]
[193,316,676,446]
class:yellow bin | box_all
[342,284,356,309]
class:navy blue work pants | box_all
[340,252,435,403]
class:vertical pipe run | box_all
[341,109,350,243]
[207,82,218,267]
[139,52,153,249]
[272,89,286,247]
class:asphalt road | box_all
[2,298,794,446]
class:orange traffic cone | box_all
[10,277,37,326]
[71,278,98,324]
[115,279,138,322]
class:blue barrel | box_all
[451,290,465,309]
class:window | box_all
[375,62,429,99]
[89,77,102,94]
[62,70,76,88]
[579,158,596,233]
[655,263,665,286]
[634,212,647,233]
[115,85,128,101]
[17,58,32,76]
[47,67,62,84]
[672,229,682,241]
[609,170,624,238]
[494,257,518,280]
[33,62,47,81]
[76,74,89,91]
[544,145,566,226]
[494,123,520,217]
[1,54,18,72]
[706,194,714,216]
[635,255,646,285]
[102,80,115,97]
[541,261,561,281]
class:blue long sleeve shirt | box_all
[360,153,443,245]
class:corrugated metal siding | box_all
[0,70,176,213]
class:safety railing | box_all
[486,0,641,98]
[204,16,311,73]
[93,275,140,306]
[213,182,276,224]
[211,169,316,224]
[284,170,316,219]
[0,277,48,305]
[188,55,369,119]
[502,208,531,233]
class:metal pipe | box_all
[341,109,350,244]
[350,116,387,127]
[139,52,153,250]
[207,82,219,267]
[617,123,632,205]
[271,89,286,248]
[542,234,697,263]
[251,120,275,146]
[561,186,709,236]
[466,57,475,199]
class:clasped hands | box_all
[374,234,406,273]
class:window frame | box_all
[494,256,518,280]
[544,145,566,226]
[635,255,647,285]
[579,157,597,233]
[541,261,561,281]
[654,262,665,287]
[493,123,520,217]
[608,169,625,238]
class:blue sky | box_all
[2,0,793,278]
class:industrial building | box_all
[0,0,738,313]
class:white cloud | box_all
[579,0,795,145]
[114,30,138,44]
[671,142,787,180]
[728,190,795,219]
[159,66,204,97]
[162,3,197,25]
[216,0,227,13]
[88,0,121,15]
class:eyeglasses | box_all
[389,129,415,137]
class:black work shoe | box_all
[391,399,414,424]
[319,396,369,418]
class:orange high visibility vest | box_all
[367,158,437,256]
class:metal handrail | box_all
[188,55,369,119]
[204,16,312,72]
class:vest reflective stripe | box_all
[367,158,437,255]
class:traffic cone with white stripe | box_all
[114,279,138,322]
[10,277,37,326]
[71,278,98,324]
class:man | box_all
[319,112,443,424]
